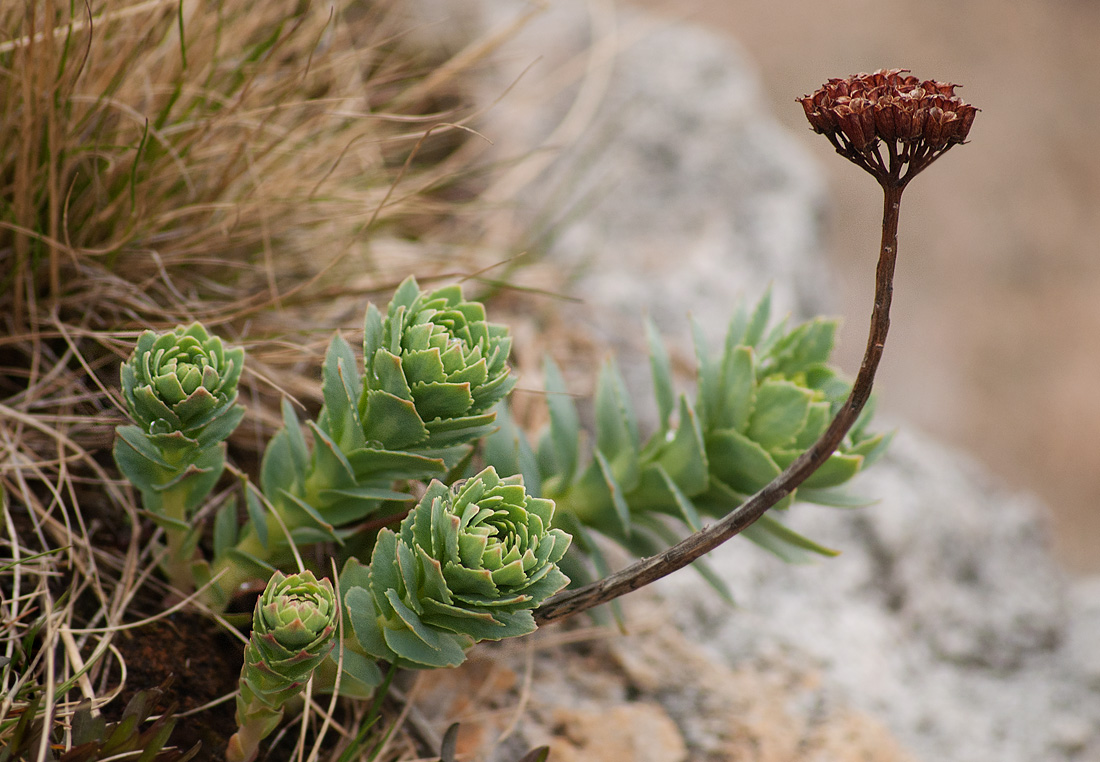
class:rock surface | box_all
[441,2,1100,761]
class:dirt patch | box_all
[111,614,244,762]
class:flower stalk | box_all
[533,71,976,624]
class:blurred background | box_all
[628,0,1100,571]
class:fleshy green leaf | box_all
[244,485,269,550]
[542,357,580,485]
[773,450,864,489]
[597,359,639,452]
[706,428,781,494]
[321,333,364,450]
[260,429,299,505]
[213,498,238,561]
[594,449,631,538]
[743,288,773,348]
[717,346,755,433]
[691,316,720,429]
[277,489,335,537]
[344,447,446,482]
[360,390,431,449]
[742,513,840,561]
[797,487,878,508]
[645,319,675,428]
[745,379,813,450]
[656,396,709,495]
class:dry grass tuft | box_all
[1,0,498,330]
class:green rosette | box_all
[120,322,245,449]
[358,277,515,451]
[113,322,245,496]
[343,467,571,669]
[227,570,338,762]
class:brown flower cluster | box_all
[798,70,978,185]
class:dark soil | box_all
[110,613,244,762]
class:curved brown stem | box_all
[535,181,906,625]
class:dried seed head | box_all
[797,69,978,187]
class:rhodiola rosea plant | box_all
[110,274,885,760]
[0,66,976,762]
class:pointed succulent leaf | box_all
[794,401,832,449]
[541,357,580,486]
[722,300,751,352]
[359,389,431,449]
[691,316,720,429]
[596,359,640,453]
[765,318,838,376]
[593,449,631,538]
[244,486,269,551]
[483,402,543,497]
[277,489,335,537]
[645,319,676,428]
[772,449,865,489]
[279,399,310,474]
[344,447,447,482]
[847,429,893,467]
[654,396,709,495]
[654,464,703,530]
[743,289,773,348]
[796,487,878,508]
[741,513,840,562]
[320,333,365,451]
[306,422,357,487]
[193,404,247,451]
[706,428,782,495]
[716,345,756,433]
[260,429,300,508]
[213,498,239,561]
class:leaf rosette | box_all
[343,466,571,668]
[121,322,245,449]
[359,277,515,450]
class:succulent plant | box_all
[359,277,515,451]
[487,293,889,591]
[226,570,338,762]
[342,466,571,669]
[120,323,245,450]
[113,323,246,592]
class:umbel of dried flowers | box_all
[798,69,978,187]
